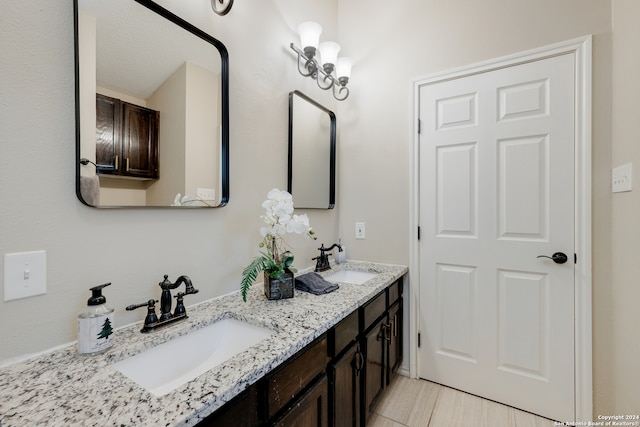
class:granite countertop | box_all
[0,260,407,427]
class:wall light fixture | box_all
[210,0,233,16]
[290,22,352,101]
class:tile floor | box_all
[368,375,557,427]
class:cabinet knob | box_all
[380,324,391,342]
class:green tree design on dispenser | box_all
[97,317,113,340]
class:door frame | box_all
[408,35,592,421]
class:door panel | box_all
[436,264,477,362]
[497,269,549,379]
[436,143,477,237]
[498,135,548,240]
[419,53,575,421]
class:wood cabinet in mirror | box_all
[74,0,229,208]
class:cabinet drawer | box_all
[362,290,386,331]
[267,336,328,419]
[328,310,359,357]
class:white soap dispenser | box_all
[336,239,346,264]
[78,283,114,355]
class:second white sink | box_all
[113,318,273,396]
[325,270,377,285]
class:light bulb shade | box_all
[297,22,322,50]
[336,57,353,80]
[318,41,341,66]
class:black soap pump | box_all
[77,283,115,355]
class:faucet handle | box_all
[174,292,186,317]
[126,299,159,328]
[126,299,157,311]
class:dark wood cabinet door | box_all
[328,343,362,427]
[272,375,328,427]
[122,103,159,179]
[363,318,386,421]
[95,94,121,174]
[94,94,158,179]
[197,383,259,427]
[387,300,403,384]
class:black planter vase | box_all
[264,269,294,300]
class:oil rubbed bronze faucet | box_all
[313,243,342,272]
[126,275,199,333]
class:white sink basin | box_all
[113,318,273,396]
[325,270,377,285]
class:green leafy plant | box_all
[240,189,315,301]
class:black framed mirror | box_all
[74,0,229,208]
[287,91,336,209]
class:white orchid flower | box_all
[286,214,312,234]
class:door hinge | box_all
[418,332,421,348]
[417,226,421,240]
[418,119,422,134]
[574,253,577,264]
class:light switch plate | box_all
[4,250,47,301]
[612,163,633,193]
[355,222,366,239]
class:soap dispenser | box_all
[78,283,114,355]
[335,238,346,264]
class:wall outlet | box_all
[355,222,366,239]
[4,250,47,301]
[196,187,215,200]
[612,163,633,193]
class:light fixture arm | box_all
[316,74,334,91]
[290,43,350,101]
[333,83,349,101]
[210,0,233,16]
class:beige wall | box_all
[0,0,338,362]
[610,0,640,415]
[336,0,632,418]
[147,62,188,205]
[0,0,637,418]
[184,62,219,201]
[78,10,97,177]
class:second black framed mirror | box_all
[287,91,336,209]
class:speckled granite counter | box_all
[0,261,407,427]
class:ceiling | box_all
[79,0,222,100]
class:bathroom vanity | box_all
[0,261,406,427]
[204,275,403,426]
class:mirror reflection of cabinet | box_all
[288,91,336,209]
[75,0,229,208]
[96,94,159,179]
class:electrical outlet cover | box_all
[196,188,215,200]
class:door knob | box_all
[537,252,568,264]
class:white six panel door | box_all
[418,53,575,421]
